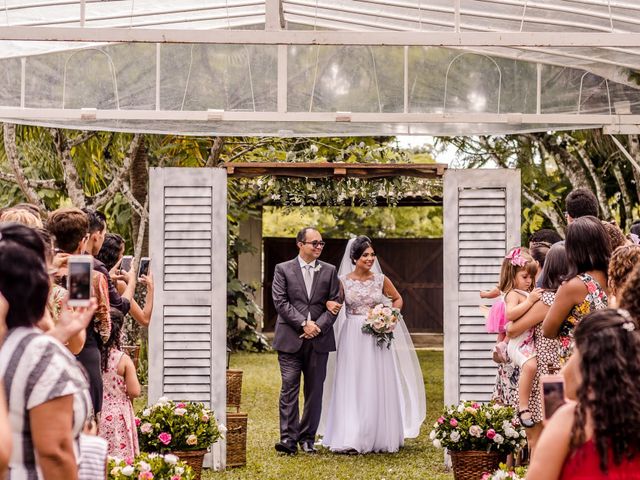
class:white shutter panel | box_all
[444,169,521,406]
[149,167,227,469]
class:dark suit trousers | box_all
[277,341,328,444]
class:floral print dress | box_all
[557,273,607,363]
[99,349,139,459]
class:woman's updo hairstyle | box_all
[350,235,373,265]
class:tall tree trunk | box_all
[536,134,590,191]
[2,124,46,209]
[628,134,640,206]
[612,162,633,229]
[50,128,86,208]
[571,137,612,220]
[130,137,149,255]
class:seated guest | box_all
[528,309,640,479]
[0,223,95,479]
[607,245,640,308]
[97,233,154,327]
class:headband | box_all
[505,247,527,267]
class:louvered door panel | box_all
[149,168,227,469]
[444,169,521,406]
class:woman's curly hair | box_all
[571,309,640,473]
[619,262,640,321]
[608,244,640,297]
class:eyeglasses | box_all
[301,241,326,248]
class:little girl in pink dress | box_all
[99,310,141,459]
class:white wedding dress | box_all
[320,240,426,454]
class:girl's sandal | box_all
[518,408,535,428]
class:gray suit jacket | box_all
[271,258,342,353]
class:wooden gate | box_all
[263,237,443,333]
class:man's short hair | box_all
[46,207,89,254]
[529,228,562,246]
[83,208,107,234]
[296,227,317,244]
[566,188,599,219]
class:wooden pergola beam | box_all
[222,162,447,179]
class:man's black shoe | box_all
[275,441,297,455]
[299,441,317,454]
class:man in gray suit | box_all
[272,227,342,455]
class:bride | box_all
[320,236,426,453]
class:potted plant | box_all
[107,452,195,480]
[430,401,526,480]
[136,398,225,480]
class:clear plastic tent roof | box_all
[1,0,640,136]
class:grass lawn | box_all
[207,350,453,480]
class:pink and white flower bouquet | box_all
[107,452,194,480]
[362,303,402,348]
[482,463,527,480]
[429,401,526,455]
[137,397,224,453]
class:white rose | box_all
[493,433,504,444]
[139,461,151,472]
[429,430,436,440]
[492,404,502,410]
[432,438,442,449]
[142,408,151,417]
[457,405,465,413]
[175,467,185,475]
[174,408,187,416]
[157,396,169,404]
[121,465,134,476]
[218,423,227,434]
[450,430,461,442]
[164,454,178,465]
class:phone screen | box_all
[542,380,566,420]
[68,261,92,303]
[120,255,133,272]
[138,258,150,278]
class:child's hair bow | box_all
[505,247,527,267]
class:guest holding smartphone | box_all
[47,207,112,417]
[528,309,640,479]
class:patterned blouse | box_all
[557,273,607,362]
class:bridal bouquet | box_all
[362,303,401,349]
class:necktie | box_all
[303,264,313,297]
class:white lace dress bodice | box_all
[343,273,389,315]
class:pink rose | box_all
[486,429,496,439]
[176,402,186,408]
[125,457,133,465]
[158,432,172,445]
[139,472,154,480]
[201,414,210,422]
[135,418,141,427]
[171,477,182,480]
[140,423,153,434]
[450,418,458,427]
[472,403,480,409]
[437,416,445,424]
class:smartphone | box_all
[120,255,133,272]
[67,255,93,307]
[541,375,566,421]
[138,257,150,278]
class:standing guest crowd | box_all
[0,203,153,479]
[484,188,640,479]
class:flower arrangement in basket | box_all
[429,401,526,454]
[430,402,526,480]
[107,452,194,480]
[362,303,401,348]
[482,463,527,480]
[136,397,224,453]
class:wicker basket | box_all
[449,450,505,480]
[172,449,206,480]
[226,412,248,468]
[226,369,243,412]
